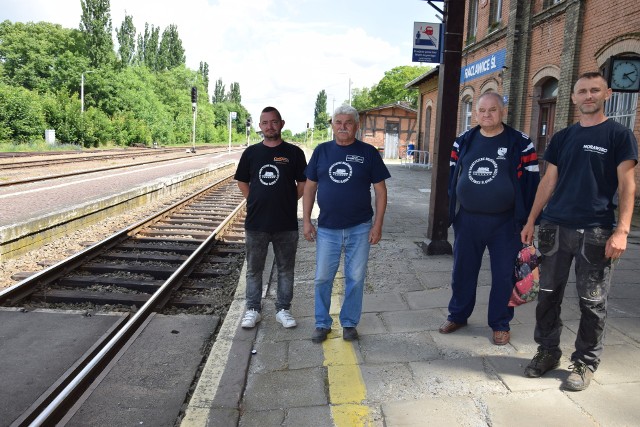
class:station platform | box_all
[182,163,640,427]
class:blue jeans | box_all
[449,208,520,331]
[314,221,372,329]
[245,230,299,312]
[534,222,613,370]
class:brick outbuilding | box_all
[356,103,417,159]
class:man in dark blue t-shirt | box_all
[521,72,638,391]
[303,105,390,343]
[235,106,307,330]
[442,92,540,346]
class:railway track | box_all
[0,146,240,188]
[0,147,206,171]
[0,173,247,425]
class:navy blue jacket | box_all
[448,124,540,227]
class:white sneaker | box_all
[241,309,261,328]
[276,309,297,328]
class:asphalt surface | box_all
[183,161,640,427]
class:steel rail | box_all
[0,169,236,305]
[15,184,246,426]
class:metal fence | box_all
[400,150,431,169]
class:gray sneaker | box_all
[563,361,594,391]
[524,349,560,378]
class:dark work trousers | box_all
[449,208,520,331]
[534,222,613,371]
[245,230,299,312]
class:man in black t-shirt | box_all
[521,72,638,391]
[234,106,307,329]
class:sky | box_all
[1,0,440,133]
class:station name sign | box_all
[460,49,506,83]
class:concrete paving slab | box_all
[565,382,640,426]
[411,357,508,396]
[357,312,388,336]
[483,389,598,426]
[67,314,219,427]
[430,326,519,359]
[362,292,410,312]
[288,339,326,370]
[381,396,485,426]
[0,309,124,425]
[360,363,417,402]
[283,405,334,427]
[358,332,440,364]
[242,367,328,411]
[590,343,640,384]
[403,288,454,309]
[608,316,640,343]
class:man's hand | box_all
[369,224,382,244]
[303,221,316,242]
[521,220,535,245]
[605,229,628,260]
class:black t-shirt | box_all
[542,119,638,228]
[234,141,307,232]
[456,131,515,214]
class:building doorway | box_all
[384,122,399,159]
[536,78,558,174]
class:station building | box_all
[407,0,640,192]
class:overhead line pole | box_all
[422,0,464,255]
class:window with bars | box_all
[605,92,638,130]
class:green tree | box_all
[369,65,430,108]
[313,89,329,131]
[227,82,241,103]
[137,23,160,70]
[0,21,87,92]
[351,87,374,111]
[212,78,225,103]
[157,24,185,70]
[116,14,136,67]
[79,0,115,68]
[199,61,209,96]
[0,82,46,143]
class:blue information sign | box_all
[412,22,443,64]
[460,49,507,83]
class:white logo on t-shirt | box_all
[329,161,353,184]
[468,157,498,184]
[259,164,280,186]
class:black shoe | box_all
[524,349,560,378]
[312,327,331,343]
[343,327,358,341]
[563,361,594,391]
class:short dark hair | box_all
[577,71,605,81]
[574,71,608,92]
[261,106,282,121]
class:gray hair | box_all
[477,91,504,109]
[333,104,359,122]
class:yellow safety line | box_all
[322,273,372,426]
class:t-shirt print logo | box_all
[329,161,353,184]
[497,147,507,159]
[259,164,280,186]
[468,157,498,184]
